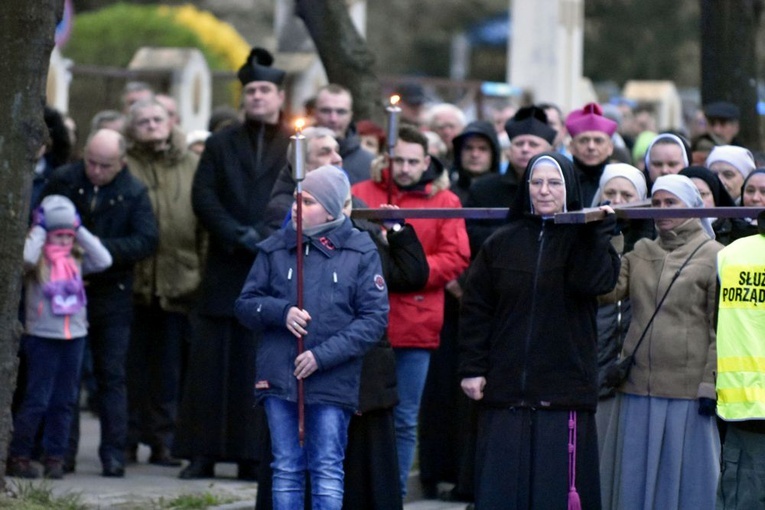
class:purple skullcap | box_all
[565,102,618,137]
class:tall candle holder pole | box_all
[291,118,307,446]
[386,95,401,204]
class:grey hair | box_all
[287,126,337,167]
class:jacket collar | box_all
[657,218,706,251]
[281,217,354,257]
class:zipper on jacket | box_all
[520,220,547,397]
[90,186,99,212]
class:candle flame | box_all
[295,118,305,132]
[390,95,400,106]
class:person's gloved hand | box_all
[32,207,46,229]
[698,397,716,416]
[236,227,261,254]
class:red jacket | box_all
[352,172,470,349]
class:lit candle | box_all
[292,118,306,182]
[386,95,401,150]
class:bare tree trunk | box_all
[700,0,763,150]
[0,0,62,488]
[295,0,383,122]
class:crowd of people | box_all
[6,44,765,510]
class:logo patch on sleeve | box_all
[374,274,386,291]
[255,380,270,390]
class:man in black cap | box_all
[173,48,291,480]
[704,100,741,146]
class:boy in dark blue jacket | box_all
[235,165,388,510]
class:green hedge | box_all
[63,3,227,69]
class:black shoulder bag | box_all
[603,239,711,388]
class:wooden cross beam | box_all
[351,204,765,223]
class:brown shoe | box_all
[7,457,40,479]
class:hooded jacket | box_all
[459,152,620,410]
[450,120,501,204]
[352,157,470,350]
[234,217,389,411]
[127,127,204,313]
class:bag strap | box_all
[625,238,711,362]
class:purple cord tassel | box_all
[568,411,582,510]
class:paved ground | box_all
[6,411,467,509]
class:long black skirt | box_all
[475,407,601,510]
[173,314,260,461]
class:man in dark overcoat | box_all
[173,48,291,481]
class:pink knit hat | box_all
[565,103,618,137]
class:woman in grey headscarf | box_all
[591,164,652,456]
[599,175,723,510]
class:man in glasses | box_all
[313,84,374,184]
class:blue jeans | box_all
[264,397,351,510]
[10,335,85,459]
[393,348,431,497]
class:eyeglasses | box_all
[528,179,564,189]
[317,107,350,116]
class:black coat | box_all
[339,122,374,185]
[41,162,158,321]
[357,221,429,412]
[572,156,608,207]
[464,171,522,256]
[192,118,291,316]
[459,152,620,411]
[175,118,290,463]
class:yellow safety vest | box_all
[716,234,765,421]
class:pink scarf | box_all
[42,243,86,316]
[44,244,79,282]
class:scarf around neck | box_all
[43,243,86,316]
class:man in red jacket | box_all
[352,126,470,498]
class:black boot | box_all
[237,460,258,481]
[179,457,214,479]
[149,445,181,467]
